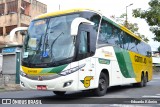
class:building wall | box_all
[0,0,47,45]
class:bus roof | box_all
[35,8,99,19]
[35,8,143,43]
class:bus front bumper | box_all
[20,72,78,91]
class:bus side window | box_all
[79,31,89,54]
[113,28,121,47]
[98,19,113,44]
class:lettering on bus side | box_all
[134,55,147,64]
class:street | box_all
[0,74,160,106]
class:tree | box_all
[133,0,160,42]
[158,46,160,52]
[118,14,149,42]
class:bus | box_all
[11,9,152,96]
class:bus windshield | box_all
[22,14,79,67]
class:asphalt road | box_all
[0,74,160,107]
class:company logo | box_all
[81,76,93,88]
[38,76,43,81]
[102,49,113,57]
[98,58,110,65]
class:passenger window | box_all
[98,19,113,44]
[79,31,89,54]
[113,28,121,47]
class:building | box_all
[0,0,47,86]
[0,0,47,46]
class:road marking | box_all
[142,95,160,98]
[150,81,158,82]
[110,104,150,107]
[153,78,160,80]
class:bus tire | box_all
[53,91,66,96]
[93,72,108,96]
[135,73,147,87]
[143,74,147,87]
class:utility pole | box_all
[17,0,22,43]
[59,4,60,10]
[125,3,133,28]
[3,0,7,37]
[18,0,22,28]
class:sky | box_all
[37,0,159,51]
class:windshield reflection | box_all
[22,14,79,67]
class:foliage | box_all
[133,0,160,42]
[119,14,149,42]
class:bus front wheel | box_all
[53,91,66,96]
[93,72,108,96]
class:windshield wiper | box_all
[51,32,64,62]
[28,34,43,64]
[37,34,43,52]
[43,30,55,58]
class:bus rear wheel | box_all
[93,72,108,96]
[143,74,147,87]
[134,73,147,87]
[53,91,66,96]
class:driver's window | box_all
[79,31,88,54]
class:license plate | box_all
[37,85,47,90]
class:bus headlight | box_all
[59,64,85,76]
[20,71,27,77]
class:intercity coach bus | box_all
[11,9,152,96]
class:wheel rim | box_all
[99,78,106,91]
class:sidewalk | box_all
[0,84,22,92]
[0,74,22,92]
[0,75,22,92]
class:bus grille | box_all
[26,74,60,80]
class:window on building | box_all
[0,3,4,16]
[21,23,29,27]
[5,25,17,35]
[6,0,13,2]
[22,0,30,16]
[0,27,3,36]
[7,1,18,14]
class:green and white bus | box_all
[11,9,152,96]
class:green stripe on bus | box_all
[102,16,121,29]
[40,64,68,74]
[98,58,110,65]
[114,47,135,78]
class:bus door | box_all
[111,60,122,85]
[76,24,96,90]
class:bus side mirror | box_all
[9,27,28,43]
[71,17,94,36]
